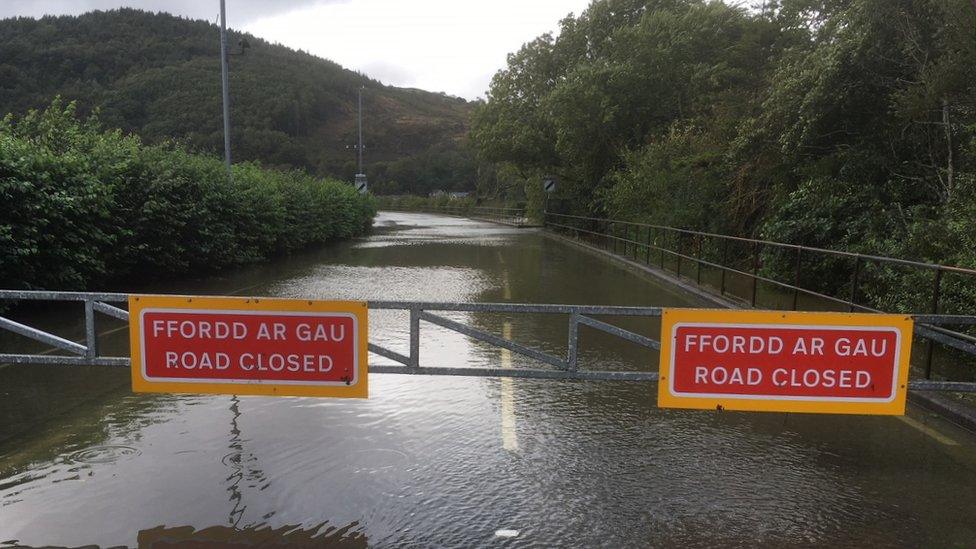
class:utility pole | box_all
[219,0,232,181]
[353,86,368,194]
[357,86,364,174]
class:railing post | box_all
[567,313,580,371]
[719,239,729,296]
[645,227,652,265]
[409,306,421,368]
[848,255,862,312]
[925,268,943,379]
[930,267,943,315]
[660,229,666,268]
[84,299,98,359]
[675,233,682,278]
[630,225,640,261]
[792,247,802,310]
[695,236,703,286]
[751,242,760,307]
[611,222,617,254]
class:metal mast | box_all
[219,0,232,180]
[357,86,364,173]
[354,86,367,193]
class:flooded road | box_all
[2,212,976,547]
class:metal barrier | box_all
[544,211,976,379]
[1,290,975,392]
[383,205,532,227]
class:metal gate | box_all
[1,289,975,392]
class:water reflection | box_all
[225,396,246,528]
[137,522,367,548]
[1,213,975,547]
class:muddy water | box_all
[1,212,975,547]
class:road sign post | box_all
[129,295,368,398]
[658,309,913,415]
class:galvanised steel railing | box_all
[384,205,532,227]
[0,290,658,382]
[1,290,975,392]
[0,290,130,367]
[544,211,976,379]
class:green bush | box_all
[0,99,375,290]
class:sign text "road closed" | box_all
[129,295,368,398]
[658,309,913,415]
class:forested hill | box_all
[0,8,473,192]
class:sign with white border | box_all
[129,295,368,398]
[658,309,913,415]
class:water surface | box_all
[1,212,975,547]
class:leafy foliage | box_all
[0,99,375,290]
[472,0,976,312]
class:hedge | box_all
[0,99,375,290]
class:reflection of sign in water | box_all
[129,295,368,398]
[355,173,368,194]
[658,309,913,415]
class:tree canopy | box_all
[471,0,976,272]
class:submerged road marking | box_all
[501,321,518,452]
[897,415,959,446]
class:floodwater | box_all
[1,211,976,548]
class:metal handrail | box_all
[544,211,976,380]
[545,212,976,275]
[2,290,976,390]
[0,290,662,382]
[382,205,530,226]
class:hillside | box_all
[0,8,474,192]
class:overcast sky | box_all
[1,0,592,99]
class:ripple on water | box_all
[67,445,141,465]
[350,448,410,473]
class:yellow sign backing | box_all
[129,295,368,398]
[658,309,913,415]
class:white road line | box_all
[501,321,518,452]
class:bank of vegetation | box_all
[0,99,375,291]
[471,0,976,313]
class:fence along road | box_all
[357,206,976,392]
[1,293,974,393]
[542,211,976,387]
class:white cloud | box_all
[0,0,345,27]
[2,0,591,99]
[243,0,591,99]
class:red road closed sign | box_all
[658,309,913,415]
[129,295,368,398]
